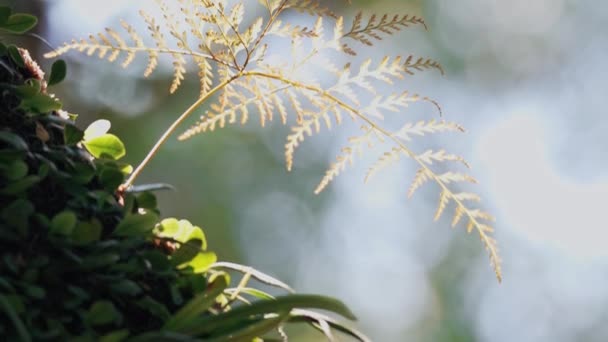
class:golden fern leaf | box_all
[395,120,464,141]
[364,147,402,183]
[418,149,470,168]
[179,84,292,140]
[155,0,191,93]
[284,0,338,19]
[434,190,450,221]
[120,21,144,67]
[403,55,445,75]
[342,12,427,55]
[407,168,430,198]
[436,171,477,185]
[285,106,339,171]
[451,206,465,228]
[139,10,166,78]
[315,126,375,194]
[363,91,422,119]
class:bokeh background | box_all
[6,0,608,341]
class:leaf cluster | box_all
[0,44,363,341]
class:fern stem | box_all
[243,71,501,281]
[123,76,239,189]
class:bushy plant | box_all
[0,8,365,341]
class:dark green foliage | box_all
[0,42,363,341]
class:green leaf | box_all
[82,253,120,269]
[50,211,77,236]
[0,175,40,195]
[37,162,50,179]
[163,275,228,332]
[136,296,171,321]
[114,212,159,237]
[0,131,28,151]
[128,331,196,342]
[1,199,33,234]
[99,329,130,342]
[213,262,294,293]
[24,285,45,299]
[71,163,96,184]
[0,295,31,342]
[179,294,357,335]
[15,79,41,97]
[127,183,176,193]
[289,309,371,342]
[140,250,172,273]
[109,280,141,297]
[170,239,203,267]
[136,192,157,209]
[2,160,28,180]
[83,119,111,141]
[7,45,23,67]
[20,93,62,113]
[118,163,133,175]
[48,59,67,86]
[88,300,119,326]
[0,7,12,24]
[71,219,102,245]
[99,167,125,191]
[83,134,126,160]
[206,312,289,342]
[234,288,275,301]
[64,124,84,145]
[185,252,217,273]
[155,218,207,250]
[0,13,37,34]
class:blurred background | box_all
[5,0,608,341]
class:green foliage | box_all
[0,41,364,341]
[0,7,37,34]
[48,60,67,87]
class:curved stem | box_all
[123,75,239,189]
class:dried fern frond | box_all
[342,12,427,55]
[315,126,375,194]
[47,0,502,282]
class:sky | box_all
[43,0,608,341]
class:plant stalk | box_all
[123,76,239,189]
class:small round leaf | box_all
[48,59,67,86]
[50,211,77,236]
[0,13,37,34]
[83,134,126,160]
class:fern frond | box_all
[119,20,144,67]
[157,0,197,93]
[418,149,470,168]
[268,19,318,39]
[403,55,444,75]
[140,10,166,77]
[364,147,402,183]
[395,120,464,141]
[179,83,292,140]
[342,13,426,55]
[407,168,430,198]
[284,0,338,19]
[285,105,339,171]
[434,190,450,221]
[363,91,422,119]
[436,171,477,185]
[315,126,375,194]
